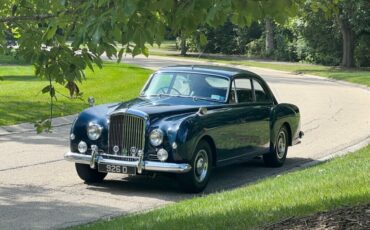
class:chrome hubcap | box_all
[194,149,208,183]
[277,131,286,159]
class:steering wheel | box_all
[156,87,181,95]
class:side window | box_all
[233,78,253,103]
[253,79,271,103]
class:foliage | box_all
[245,36,265,57]
[296,11,343,65]
[307,0,370,67]
[73,145,370,230]
[355,34,370,67]
[0,0,299,130]
[199,21,262,55]
[271,24,298,61]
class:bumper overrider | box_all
[64,145,191,174]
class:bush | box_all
[245,37,265,57]
[355,34,370,67]
[203,21,263,55]
[273,26,298,61]
[298,11,342,66]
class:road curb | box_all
[300,135,370,168]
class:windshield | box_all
[141,72,229,102]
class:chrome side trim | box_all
[64,152,191,173]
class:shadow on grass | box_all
[1,75,39,82]
[0,98,87,126]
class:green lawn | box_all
[0,60,153,126]
[73,145,370,230]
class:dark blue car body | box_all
[66,65,303,192]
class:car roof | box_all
[157,65,260,80]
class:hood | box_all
[111,96,224,117]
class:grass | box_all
[73,145,370,230]
[149,40,370,87]
[0,58,153,126]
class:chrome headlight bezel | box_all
[149,129,164,146]
[87,122,103,140]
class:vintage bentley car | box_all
[65,65,303,192]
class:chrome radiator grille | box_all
[108,113,145,155]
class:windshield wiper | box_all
[191,96,223,103]
[142,94,223,103]
[142,94,171,98]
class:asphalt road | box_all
[0,56,369,229]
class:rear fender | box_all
[270,103,301,148]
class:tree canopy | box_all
[0,0,299,85]
[0,0,300,131]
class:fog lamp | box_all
[78,141,87,153]
[157,148,168,162]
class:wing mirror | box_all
[88,96,95,107]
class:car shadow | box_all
[86,156,314,197]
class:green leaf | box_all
[132,46,142,56]
[199,33,208,46]
[50,86,55,98]
[34,119,52,134]
[142,46,149,57]
[45,26,58,40]
[41,85,51,94]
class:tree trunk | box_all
[180,32,188,56]
[265,18,275,56]
[339,18,355,68]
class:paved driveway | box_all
[0,56,369,229]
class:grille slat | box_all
[108,113,145,155]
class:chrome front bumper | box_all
[64,151,192,174]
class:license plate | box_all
[98,164,136,175]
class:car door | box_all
[210,76,264,162]
[249,78,274,154]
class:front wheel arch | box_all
[199,135,217,167]
[178,140,213,193]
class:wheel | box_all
[178,141,212,193]
[263,126,289,167]
[75,163,107,183]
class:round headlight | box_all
[87,122,103,140]
[149,129,163,146]
[78,141,87,153]
[157,148,168,162]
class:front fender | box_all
[152,111,206,163]
[70,103,119,152]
